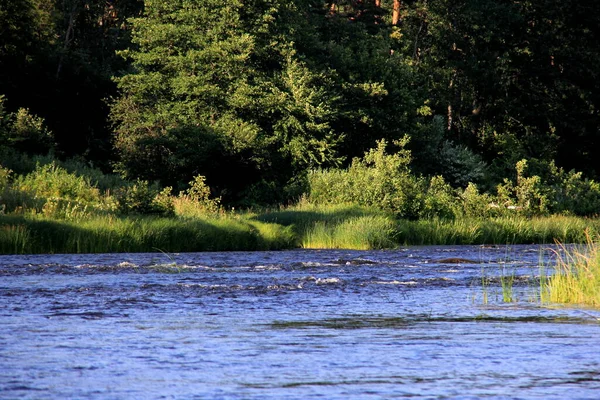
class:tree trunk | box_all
[56,2,79,79]
[328,1,336,16]
[392,0,401,25]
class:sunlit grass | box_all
[2,197,600,253]
[302,215,397,250]
[0,213,295,254]
[542,234,600,308]
[395,216,599,246]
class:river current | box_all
[1,245,599,399]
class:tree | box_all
[0,0,142,165]
[111,0,420,204]
[398,0,600,184]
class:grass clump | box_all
[543,234,600,308]
[302,215,397,250]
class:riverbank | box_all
[1,204,599,254]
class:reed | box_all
[542,234,600,308]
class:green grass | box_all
[301,215,397,249]
[2,201,600,254]
[542,235,600,308]
[0,213,295,254]
[394,215,600,246]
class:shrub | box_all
[0,96,54,155]
[308,138,426,218]
[13,162,100,203]
[420,176,460,219]
[0,165,11,192]
[183,175,221,213]
[116,180,174,217]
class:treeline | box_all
[2,0,600,213]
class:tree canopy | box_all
[2,0,600,207]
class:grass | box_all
[2,199,600,254]
[301,215,396,249]
[0,213,295,254]
[542,234,600,308]
[394,215,599,245]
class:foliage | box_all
[308,138,427,218]
[420,176,460,219]
[174,175,222,217]
[0,95,54,155]
[400,0,600,181]
[410,115,487,187]
[13,162,100,203]
[0,161,119,220]
[496,159,600,217]
[110,0,421,204]
[116,180,174,217]
[3,0,600,229]
[0,165,11,192]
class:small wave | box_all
[315,277,343,285]
[253,265,282,271]
[117,261,138,268]
[372,280,417,285]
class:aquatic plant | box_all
[500,267,517,303]
[543,234,600,308]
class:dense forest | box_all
[2,0,600,215]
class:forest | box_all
[2,0,600,252]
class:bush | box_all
[308,138,426,218]
[0,165,10,192]
[420,176,460,219]
[495,159,600,216]
[459,183,499,218]
[184,175,221,212]
[0,96,54,155]
[13,162,100,203]
[116,180,174,217]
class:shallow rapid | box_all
[1,246,599,399]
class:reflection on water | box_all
[1,246,600,399]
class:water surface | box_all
[1,246,599,399]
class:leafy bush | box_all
[0,165,10,192]
[174,175,222,218]
[0,96,54,155]
[496,160,550,216]
[494,159,600,216]
[308,138,426,218]
[116,180,174,217]
[420,176,460,219]
[459,183,499,218]
[544,162,600,216]
[14,162,100,203]
[184,175,221,212]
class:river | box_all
[1,245,599,399]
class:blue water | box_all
[1,246,599,399]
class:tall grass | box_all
[302,215,397,249]
[254,202,399,249]
[394,216,599,246]
[542,235,600,308]
[0,214,295,254]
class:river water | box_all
[1,245,599,399]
